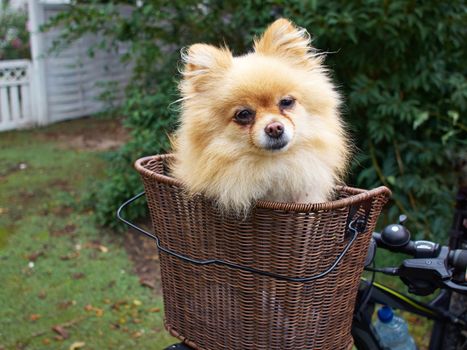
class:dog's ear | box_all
[180,44,232,93]
[254,18,321,68]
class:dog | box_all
[171,18,350,214]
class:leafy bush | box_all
[0,4,30,60]
[47,1,466,240]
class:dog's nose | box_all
[264,122,284,138]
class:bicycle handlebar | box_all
[372,232,467,270]
[372,232,440,258]
[449,249,467,270]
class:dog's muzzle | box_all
[264,136,289,150]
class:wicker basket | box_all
[130,154,391,350]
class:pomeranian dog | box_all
[171,18,350,214]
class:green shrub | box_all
[0,4,30,60]
[46,1,466,240]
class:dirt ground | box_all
[124,227,163,295]
[38,116,129,151]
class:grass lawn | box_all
[0,118,176,350]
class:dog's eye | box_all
[279,97,295,109]
[234,109,255,125]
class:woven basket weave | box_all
[135,154,391,350]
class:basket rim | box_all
[134,154,392,212]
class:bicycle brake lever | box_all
[398,246,452,295]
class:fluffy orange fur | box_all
[171,18,350,214]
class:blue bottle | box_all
[374,306,417,349]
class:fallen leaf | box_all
[98,245,108,253]
[57,300,75,310]
[26,251,44,262]
[149,307,160,313]
[131,331,142,338]
[42,338,50,345]
[52,325,69,339]
[133,299,142,306]
[72,272,85,280]
[29,314,41,321]
[83,241,108,252]
[95,308,104,317]
[69,341,85,350]
[38,291,47,299]
[52,224,76,237]
[111,300,127,311]
[83,304,103,316]
[60,252,80,260]
[139,278,155,289]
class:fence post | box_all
[28,0,48,125]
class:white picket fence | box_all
[0,0,132,132]
[0,60,33,131]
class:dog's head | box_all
[178,18,346,166]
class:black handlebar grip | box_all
[450,249,467,269]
